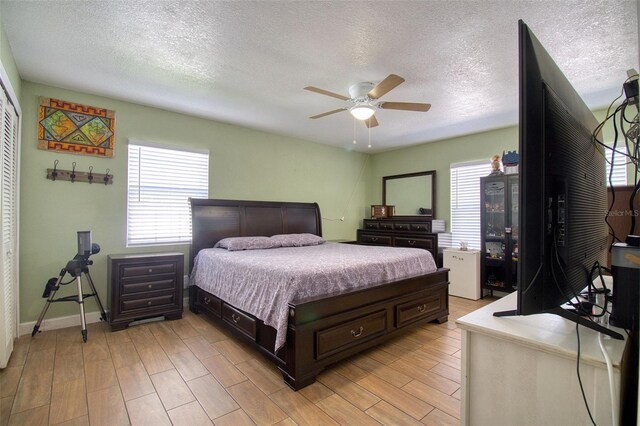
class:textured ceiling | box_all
[1,1,637,152]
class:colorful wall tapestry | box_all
[38,97,115,158]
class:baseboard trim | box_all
[19,294,191,336]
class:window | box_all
[127,141,209,246]
[450,161,488,250]
[604,143,628,186]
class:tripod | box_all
[32,255,107,342]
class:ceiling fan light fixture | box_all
[349,105,375,121]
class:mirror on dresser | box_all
[383,170,436,219]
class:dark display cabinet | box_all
[481,174,518,296]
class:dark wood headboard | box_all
[189,199,322,271]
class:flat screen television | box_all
[494,20,623,340]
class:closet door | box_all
[0,87,19,368]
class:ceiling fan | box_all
[304,74,431,128]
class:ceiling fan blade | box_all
[364,115,379,128]
[379,102,431,112]
[368,74,405,99]
[304,86,350,101]
[309,108,348,119]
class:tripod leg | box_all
[76,276,88,342]
[84,271,107,322]
[32,269,66,337]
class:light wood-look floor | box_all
[0,296,493,426]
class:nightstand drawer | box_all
[108,253,184,331]
[121,262,176,278]
[122,293,175,312]
[122,278,175,295]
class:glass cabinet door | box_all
[484,180,505,259]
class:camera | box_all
[77,231,100,259]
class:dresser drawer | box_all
[364,222,379,230]
[393,223,410,231]
[379,222,394,230]
[122,278,175,295]
[395,293,443,328]
[359,234,392,245]
[394,236,435,250]
[410,223,431,232]
[222,303,256,339]
[122,293,175,312]
[316,310,387,359]
[121,262,176,278]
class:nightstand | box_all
[107,252,184,331]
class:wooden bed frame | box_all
[189,199,449,390]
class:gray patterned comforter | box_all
[190,242,437,351]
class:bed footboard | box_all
[190,268,449,390]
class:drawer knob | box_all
[147,301,152,306]
[148,284,153,289]
[417,304,427,313]
[351,326,364,338]
[203,297,211,305]
[231,313,240,323]
[148,268,153,273]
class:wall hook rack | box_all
[46,160,113,185]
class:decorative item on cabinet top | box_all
[371,204,395,218]
[46,159,113,185]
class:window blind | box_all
[604,143,628,187]
[127,142,209,246]
[450,161,488,250]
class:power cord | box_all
[598,331,618,426]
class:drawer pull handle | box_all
[408,240,415,245]
[371,237,378,242]
[351,326,364,338]
[417,304,427,313]
[203,297,211,305]
[231,314,240,323]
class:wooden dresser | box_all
[107,252,184,331]
[357,219,439,263]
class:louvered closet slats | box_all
[0,86,18,368]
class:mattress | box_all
[190,242,437,351]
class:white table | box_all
[457,291,628,425]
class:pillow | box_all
[269,233,325,247]
[214,236,277,251]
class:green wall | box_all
[18,82,368,323]
[368,126,519,229]
[0,11,21,101]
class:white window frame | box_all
[126,140,209,247]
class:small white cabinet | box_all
[443,249,480,300]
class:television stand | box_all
[493,307,624,340]
[458,291,629,425]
